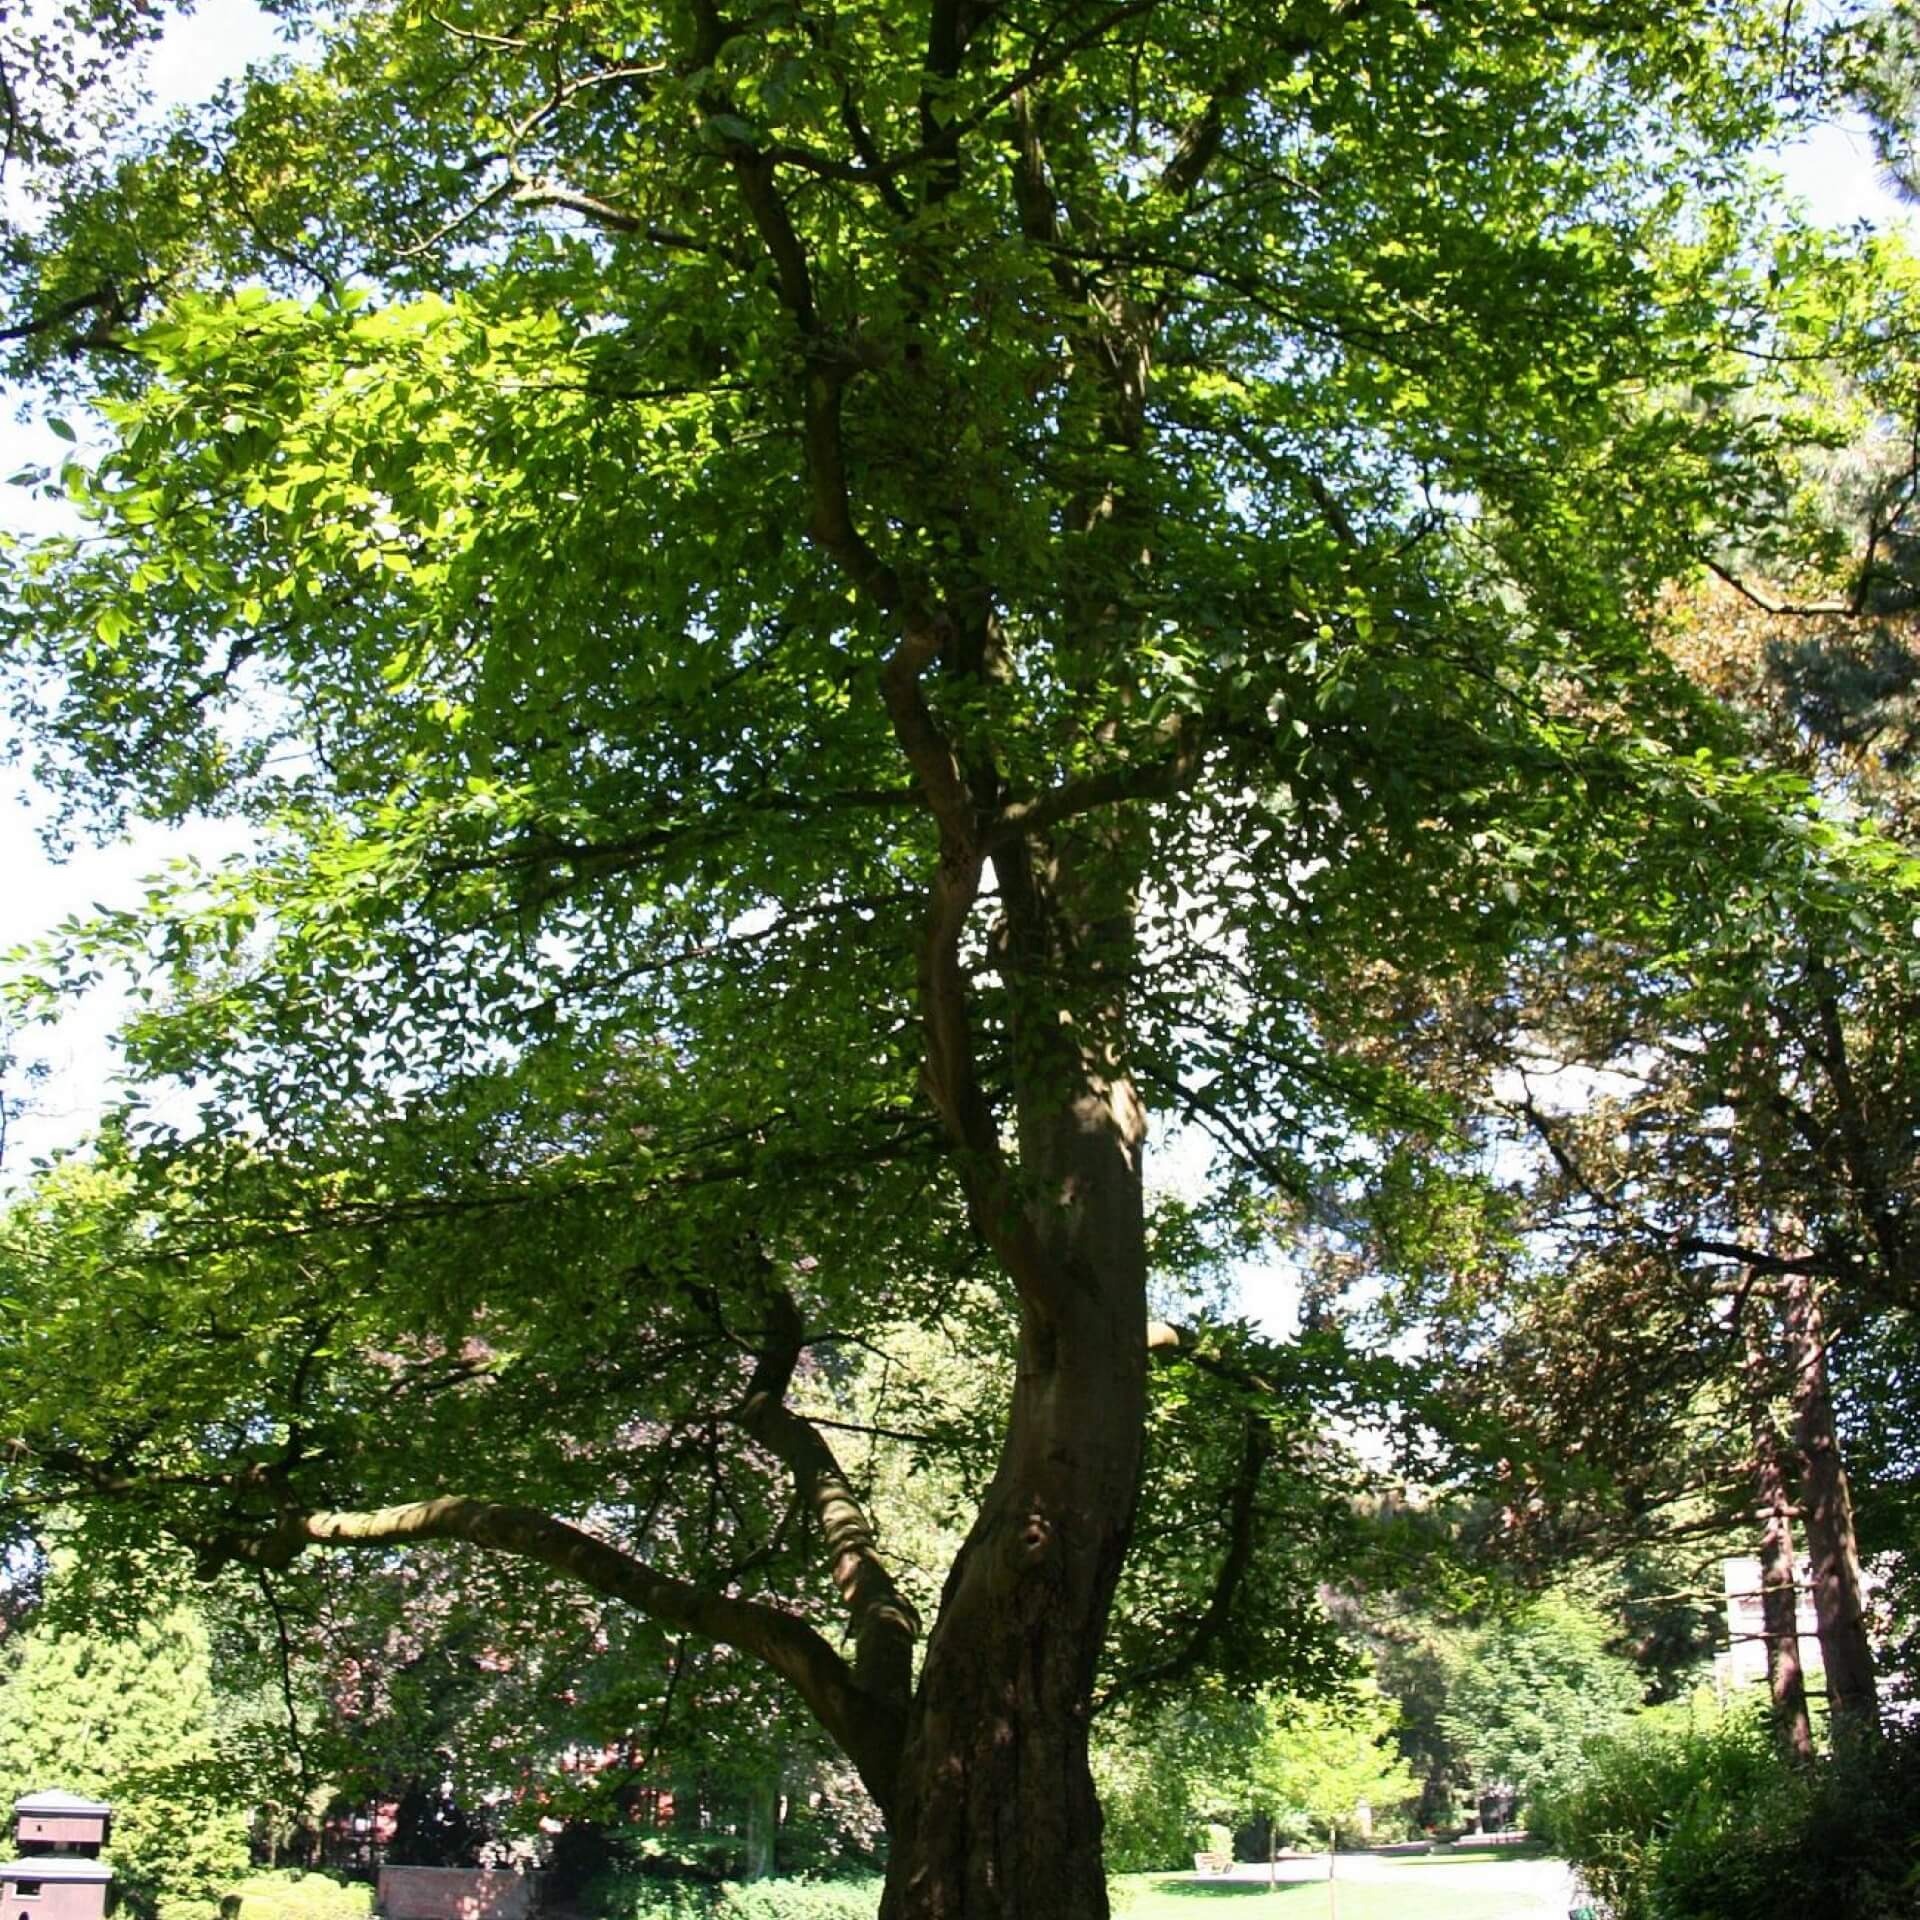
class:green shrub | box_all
[1534,1711,1785,1919]
[226,1872,374,1920]
[581,1875,712,1920]
[586,1875,881,1920]
[158,1900,223,1920]
[1537,1711,1920,1920]
[717,1878,882,1920]
[1090,1697,1253,1873]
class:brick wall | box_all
[376,1870,534,1920]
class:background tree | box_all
[1245,1684,1419,1854]
[1089,1677,1418,1868]
[1294,282,1920,1730]
[0,1571,249,1920]
[1436,1594,1642,1823]
[1089,1688,1262,1873]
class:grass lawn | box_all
[1112,1868,1558,1920]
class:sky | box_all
[0,6,1914,1300]
[0,0,289,1172]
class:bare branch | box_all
[427,11,534,50]
[0,281,133,346]
[394,178,515,261]
[507,174,709,251]
[878,627,1061,1307]
[990,719,1203,844]
[1135,1062,1305,1199]
[256,1569,313,1795]
[796,3,911,222]
[1096,1404,1271,1713]
[1700,557,1855,618]
[1669,1235,1826,1276]
[1155,73,1243,202]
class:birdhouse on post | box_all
[0,1793,113,1920]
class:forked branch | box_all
[1096,1399,1272,1712]
[736,1286,922,1714]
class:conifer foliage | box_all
[0,1586,248,1920]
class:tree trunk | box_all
[1783,1270,1878,1736]
[743,1777,779,1882]
[1752,1430,1814,1760]
[878,1052,1148,1918]
[878,1297,1146,1915]
[1745,1307,1813,1760]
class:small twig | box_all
[256,1568,314,1795]
[798,1414,937,1446]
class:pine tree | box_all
[0,1590,248,1920]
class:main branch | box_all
[200,1494,908,1810]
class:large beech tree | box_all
[0,2,1907,1914]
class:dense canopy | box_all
[3,1,1916,1914]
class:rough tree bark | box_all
[882,1283,1146,1917]
[1783,1269,1879,1737]
[1744,1306,1813,1761]
[880,970,1149,1917]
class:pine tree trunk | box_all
[1783,1270,1878,1735]
[1753,1432,1814,1760]
[1745,1309,1813,1760]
